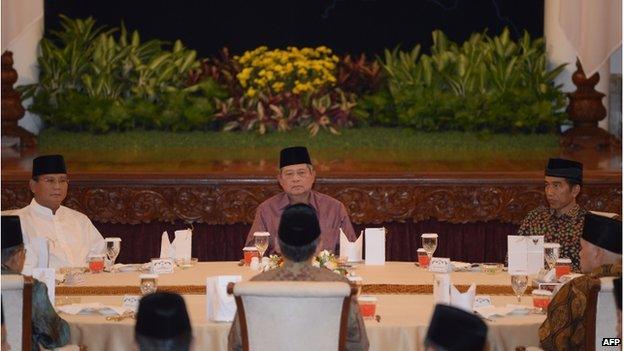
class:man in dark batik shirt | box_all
[1,215,70,351]
[518,158,587,271]
[230,204,369,351]
[539,213,622,351]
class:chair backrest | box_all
[1,274,33,351]
[228,281,355,351]
[585,276,618,351]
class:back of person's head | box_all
[135,292,192,351]
[425,304,488,351]
[277,203,321,262]
[581,213,622,270]
[1,215,24,270]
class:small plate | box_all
[116,264,141,272]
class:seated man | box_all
[539,213,622,351]
[1,215,70,351]
[6,155,105,273]
[246,146,357,254]
[135,292,193,351]
[230,203,369,351]
[518,158,587,271]
[425,304,488,351]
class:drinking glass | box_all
[511,274,529,303]
[139,274,158,295]
[543,243,560,270]
[421,233,438,262]
[254,232,270,258]
[105,237,122,268]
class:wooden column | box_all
[560,60,620,151]
[1,51,36,147]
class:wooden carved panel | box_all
[2,179,620,225]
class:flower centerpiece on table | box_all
[262,250,347,275]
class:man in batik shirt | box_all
[1,216,70,351]
[229,203,369,351]
[539,213,622,351]
[245,146,357,254]
[517,158,587,271]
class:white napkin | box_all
[57,302,132,316]
[32,268,55,305]
[172,229,193,260]
[340,229,362,262]
[364,228,386,265]
[206,275,241,322]
[31,237,49,269]
[474,304,532,318]
[433,274,451,304]
[159,232,171,258]
[450,283,476,312]
[508,235,544,275]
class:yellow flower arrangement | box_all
[235,46,339,97]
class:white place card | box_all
[32,268,55,306]
[122,295,141,311]
[364,228,386,265]
[151,258,174,274]
[474,295,492,308]
[508,235,544,275]
[428,257,452,273]
[433,273,451,304]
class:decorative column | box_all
[1,51,36,147]
[560,60,620,150]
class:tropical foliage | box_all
[20,16,567,135]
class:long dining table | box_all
[56,262,545,351]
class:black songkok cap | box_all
[135,292,191,339]
[1,215,23,249]
[278,203,321,247]
[614,277,622,310]
[545,158,583,183]
[426,304,488,351]
[32,155,67,178]
[279,146,311,168]
[582,213,622,254]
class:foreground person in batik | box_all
[539,213,622,351]
[1,215,70,351]
[230,203,369,351]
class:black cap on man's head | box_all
[279,147,311,168]
[426,304,488,351]
[32,155,67,178]
[135,292,191,339]
[1,215,23,250]
[278,203,321,246]
[545,158,583,183]
[582,213,622,254]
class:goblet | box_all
[254,232,270,258]
[511,274,529,303]
[421,233,438,262]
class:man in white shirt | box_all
[6,154,105,273]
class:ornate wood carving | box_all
[1,51,36,146]
[561,59,621,151]
[2,179,620,225]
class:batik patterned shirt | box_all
[517,204,587,271]
[539,264,621,351]
[1,267,70,351]
[227,261,369,351]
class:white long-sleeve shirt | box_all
[5,198,105,274]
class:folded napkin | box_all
[206,275,241,322]
[450,283,476,312]
[159,232,171,258]
[57,302,132,316]
[340,229,362,262]
[474,304,532,319]
[433,274,451,304]
[160,229,193,259]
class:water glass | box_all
[254,232,270,258]
[139,274,158,295]
[511,274,529,303]
[105,237,122,269]
[543,243,560,270]
[421,233,438,261]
